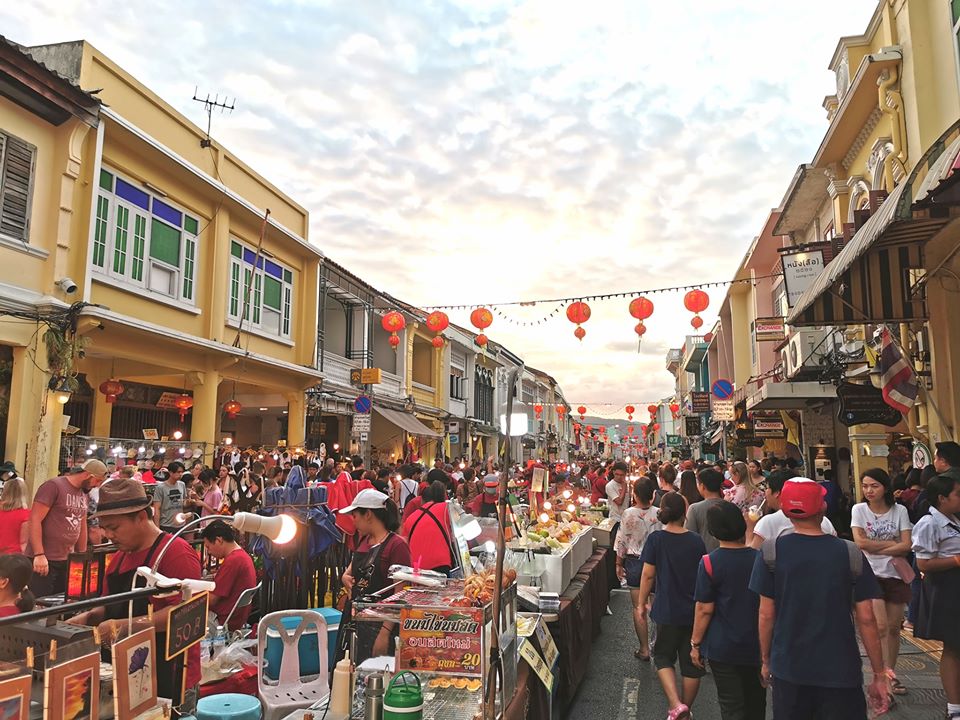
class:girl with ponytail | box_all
[0,554,34,617]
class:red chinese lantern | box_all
[647,404,658,416]
[627,426,634,434]
[223,399,242,419]
[381,310,406,351]
[684,289,709,329]
[534,404,543,418]
[653,422,660,432]
[174,393,194,422]
[475,334,488,348]
[431,336,444,349]
[625,404,635,420]
[470,307,493,332]
[634,322,647,340]
[669,402,680,416]
[577,405,587,420]
[555,405,566,417]
[703,331,714,343]
[425,310,449,334]
[566,301,591,341]
[629,297,654,320]
[98,378,124,404]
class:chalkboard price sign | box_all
[165,591,209,660]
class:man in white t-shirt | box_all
[606,461,629,524]
[749,472,835,548]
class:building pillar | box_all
[286,391,306,450]
[83,360,114,439]
[189,370,220,466]
[848,427,889,502]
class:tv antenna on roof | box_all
[192,87,235,148]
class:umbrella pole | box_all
[484,366,521,720]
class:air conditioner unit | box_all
[785,329,827,379]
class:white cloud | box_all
[3,0,877,405]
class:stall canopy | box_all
[374,406,442,437]
[786,124,960,328]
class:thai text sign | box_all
[781,248,824,308]
[398,608,484,676]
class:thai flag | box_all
[879,326,918,415]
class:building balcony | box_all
[665,348,682,374]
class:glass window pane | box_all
[253,273,262,324]
[231,241,242,258]
[115,178,150,211]
[263,276,282,310]
[229,261,240,317]
[264,259,283,279]
[152,198,182,227]
[150,219,181,266]
[243,248,257,266]
[182,237,196,300]
[953,0,960,23]
[93,195,109,268]
[99,169,113,191]
[113,205,129,275]
[184,216,198,235]
[132,214,146,282]
[283,269,292,283]
[283,286,291,336]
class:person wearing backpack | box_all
[749,478,889,719]
[690,502,765,720]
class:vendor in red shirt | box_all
[340,489,411,662]
[469,477,501,519]
[68,478,201,716]
[402,482,455,574]
[590,466,609,505]
[200,519,257,631]
[0,554,34,618]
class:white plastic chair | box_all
[257,609,330,720]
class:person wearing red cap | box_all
[749,478,888,719]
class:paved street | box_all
[566,589,948,719]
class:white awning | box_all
[373,406,442,437]
[746,381,837,411]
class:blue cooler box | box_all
[263,609,341,680]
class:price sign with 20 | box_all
[165,591,210,660]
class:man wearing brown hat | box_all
[27,459,107,597]
[68,478,201,715]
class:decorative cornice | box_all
[842,107,883,171]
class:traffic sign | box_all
[712,399,735,421]
[712,379,734,400]
[354,395,372,414]
[352,414,371,434]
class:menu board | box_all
[398,607,484,677]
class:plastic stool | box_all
[196,693,262,720]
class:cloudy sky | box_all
[6,0,877,415]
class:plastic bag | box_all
[201,635,258,684]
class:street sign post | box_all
[354,395,372,414]
[712,399,735,421]
[352,413,371,434]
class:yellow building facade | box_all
[0,39,101,490]
[782,0,960,485]
[3,40,322,488]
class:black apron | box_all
[335,534,397,665]
[103,533,186,702]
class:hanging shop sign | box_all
[781,247,825,308]
[690,392,711,414]
[752,414,786,439]
[666,434,682,447]
[836,382,902,428]
[754,316,786,342]
[684,416,703,436]
[711,400,735,422]
[398,607,484,677]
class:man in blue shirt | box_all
[749,478,888,719]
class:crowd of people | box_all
[604,442,960,720]
[3,441,960,718]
